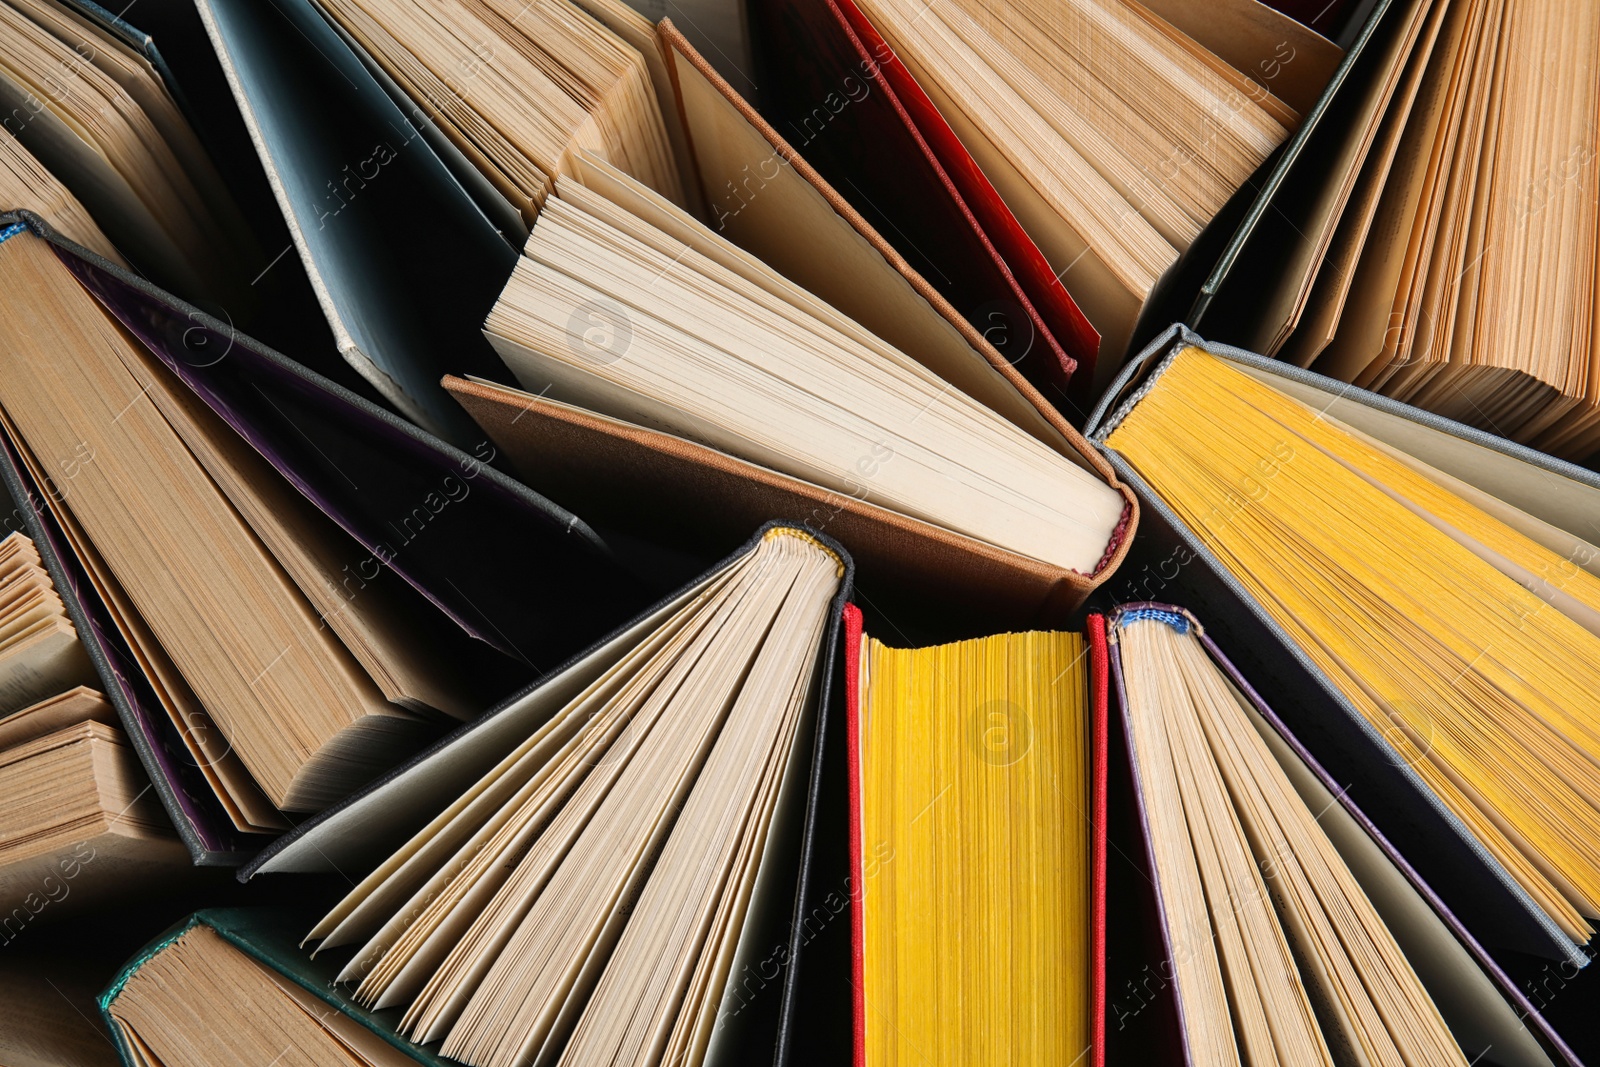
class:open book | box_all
[1090,332,1600,971]
[192,0,1146,562]
[1110,605,1514,1067]
[1200,0,1600,461]
[0,213,654,856]
[767,0,1322,377]
[235,524,849,1067]
[223,0,1138,613]
[481,162,1129,577]
[0,0,256,306]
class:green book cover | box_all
[100,908,456,1067]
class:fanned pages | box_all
[1262,0,1600,462]
[0,0,253,304]
[0,714,188,915]
[484,172,1128,574]
[0,416,290,840]
[0,214,660,856]
[848,0,1294,362]
[0,226,430,813]
[307,527,843,1067]
[1103,346,1600,944]
[0,127,125,265]
[1114,607,1468,1067]
[0,531,95,716]
[309,0,684,223]
[0,216,640,829]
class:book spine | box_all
[843,602,866,1067]
[1088,613,1109,1067]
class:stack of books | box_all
[1,1,1596,1066]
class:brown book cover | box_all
[446,377,1127,622]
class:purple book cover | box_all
[0,431,252,861]
[0,209,661,864]
[1107,602,1579,1067]
[55,244,649,668]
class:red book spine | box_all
[1088,613,1110,1067]
[832,0,1102,380]
[843,602,867,1067]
